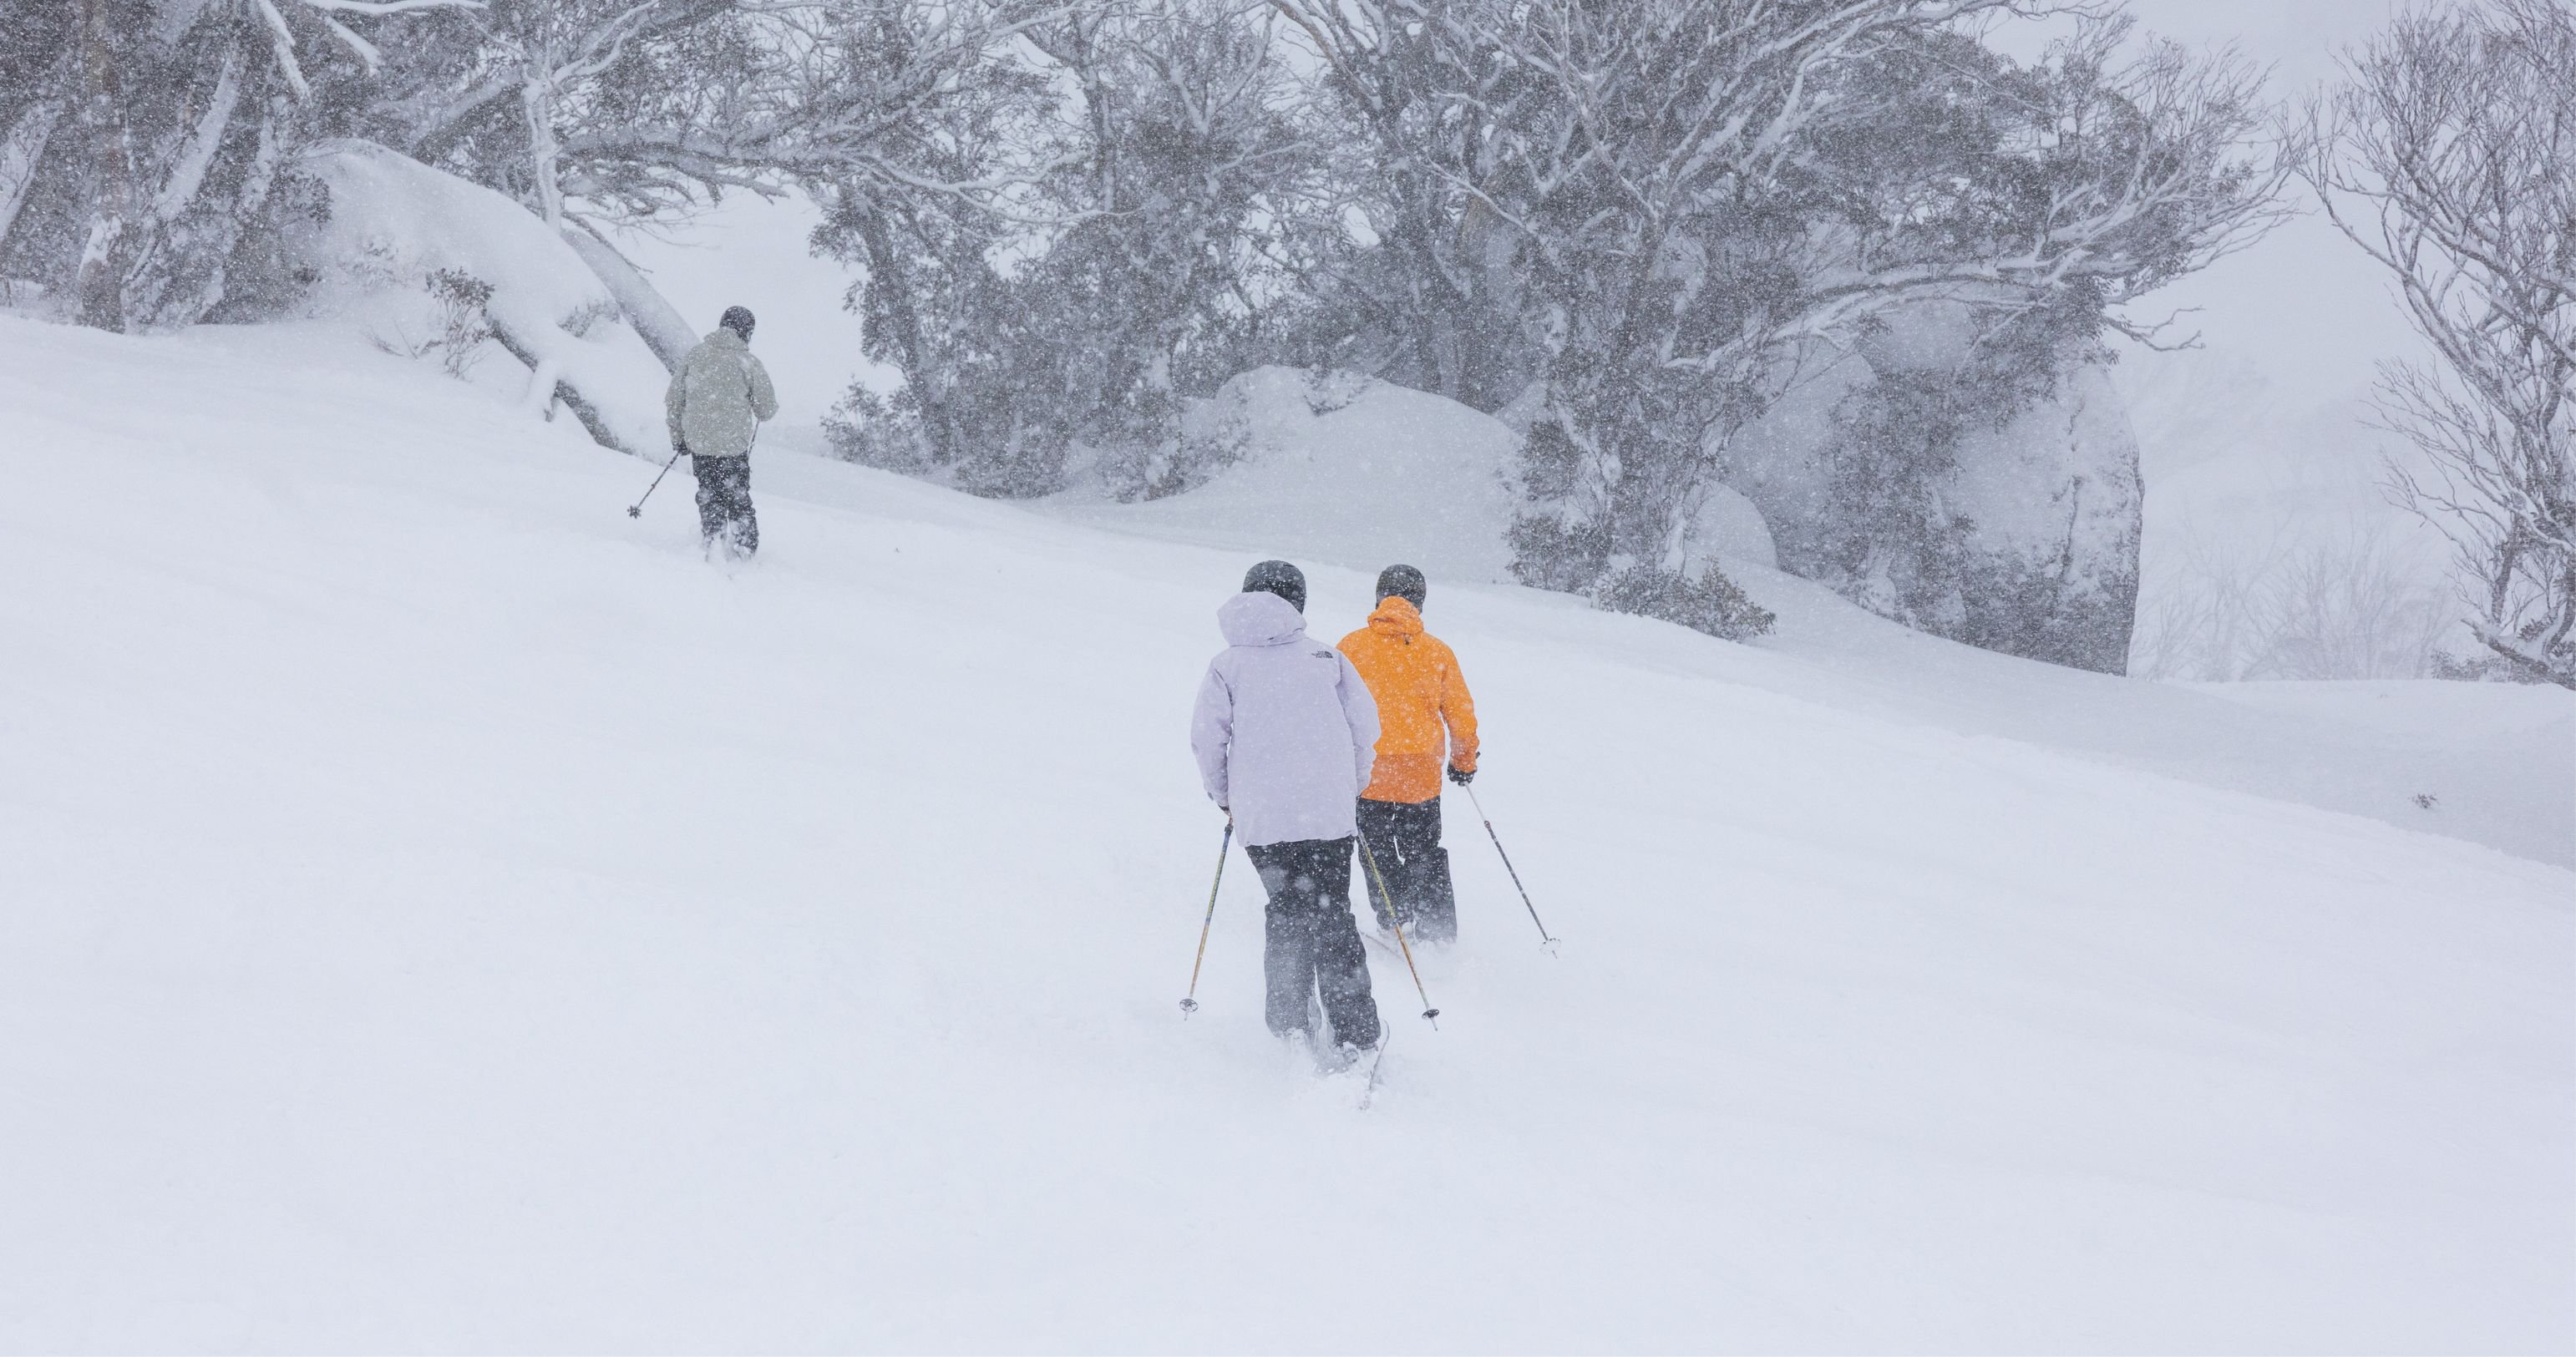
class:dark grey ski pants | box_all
[1356,797,1458,943]
[1244,836,1382,1050]
[691,453,758,557]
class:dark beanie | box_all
[1376,563,1427,610]
[1243,559,1306,613]
[719,306,756,341]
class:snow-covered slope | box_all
[1041,374,2573,870]
[3,316,2571,1351]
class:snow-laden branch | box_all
[2303,0,2576,684]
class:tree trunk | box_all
[74,0,136,332]
[560,222,697,372]
[849,199,951,464]
[0,93,64,257]
[524,69,565,230]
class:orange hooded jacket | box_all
[1337,596,1478,804]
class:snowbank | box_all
[1051,366,1525,584]
[286,139,672,455]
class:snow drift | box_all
[285,139,672,456]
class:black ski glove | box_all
[1447,765,1475,787]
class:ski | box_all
[1357,1031,1392,1111]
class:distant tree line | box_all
[1,0,2285,643]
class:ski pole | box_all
[1179,820,1232,1015]
[1464,784,1559,954]
[627,446,683,519]
[1357,830,1440,1027]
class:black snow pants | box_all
[1244,836,1382,1050]
[692,453,758,558]
[1356,797,1458,943]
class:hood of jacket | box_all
[1365,595,1425,641]
[1219,590,1308,647]
[701,328,748,352]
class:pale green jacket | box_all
[665,329,778,458]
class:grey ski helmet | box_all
[1242,559,1306,613]
[1376,564,1427,610]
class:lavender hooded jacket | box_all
[1190,591,1381,848]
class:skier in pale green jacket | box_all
[666,306,778,559]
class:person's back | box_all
[1197,590,1377,846]
[1337,564,1477,942]
[1190,561,1384,1059]
[664,306,778,557]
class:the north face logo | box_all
[1313,650,1335,659]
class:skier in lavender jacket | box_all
[1190,560,1386,1054]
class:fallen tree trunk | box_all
[488,314,637,456]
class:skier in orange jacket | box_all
[1337,564,1478,943]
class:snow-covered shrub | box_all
[363,266,494,377]
[422,268,496,377]
[820,387,925,474]
[1595,564,1777,644]
[288,141,669,454]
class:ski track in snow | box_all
[2,316,2570,1351]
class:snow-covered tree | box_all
[798,0,1074,492]
[1274,1,2287,648]
[371,0,769,228]
[1769,20,2289,669]
[814,0,1312,499]
[1012,1,1316,499]
[2308,0,2576,688]
[0,0,472,332]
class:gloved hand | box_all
[1447,765,1475,787]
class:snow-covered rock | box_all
[1945,361,2142,670]
[1687,483,1780,572]
[1728,311,2144,674]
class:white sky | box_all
[2000,0,2431,413]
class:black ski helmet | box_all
[1376,563,1427,610]
[719,306,756,341]
[1243,559,1306,613]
